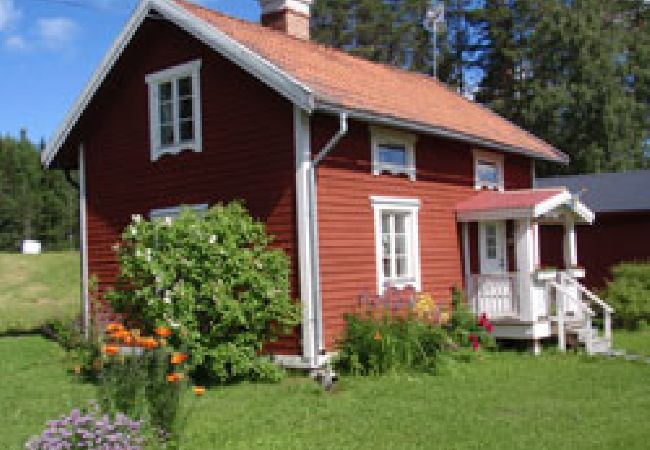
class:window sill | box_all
[151,142,201,161]
[373,167,416,181]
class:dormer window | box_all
[474,150,504,190]
[371,127,416,180]
[146,60,202,161]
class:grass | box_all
[4,335,649,450]
[614,328,650,356]
[0,252,79,333]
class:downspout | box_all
[78,145,90,339]
[308,113,348,364]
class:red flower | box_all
[478,314,488,327]
[485,323,494,334]
[471,339,480,350]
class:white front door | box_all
[479,221,507,274]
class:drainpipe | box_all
[309,113,348,365]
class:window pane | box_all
[159,101,173,123]
[394,235,407,256]
[177,76,193,97]
[159,82,172,102]
[394,214,406,233]
[160,124,174,146]
[179,98,193,119]
[383,258,391,278]
[179,120,194,142]
[378,144,407,166]
[396,256,408,277]
[382,213,390,232]
[477,161,498,184]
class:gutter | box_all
[308,112,348,363]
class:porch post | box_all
[515,218,535,322]
[563,216,578,268]
[462,222,471,299]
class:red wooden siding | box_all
[78,18,299,353]
[312,114,533,350]
[540,212,650,289]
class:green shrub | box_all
[335,288,496,376]
[602,262,650,329]
[334,313,453,375]
[106,202,300,383]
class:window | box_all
[149,203,208,221]
[146,60,202,161]
[474,150,504,190]
[371,127,416,180]
[371,196,421,294]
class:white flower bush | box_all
[106,202,299,383]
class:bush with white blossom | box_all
[106,201,299,383]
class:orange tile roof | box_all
[456,188,567,213]
[174,0,566,162]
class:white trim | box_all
[370,126,417,180]
[370,196,421,294]
[462,222,471,294]
[473,149,504,191]
[79,144,90,339]
[146,59,202,161]
[42,0,314,167]
[149,203,208,219]
[293,106,316,364]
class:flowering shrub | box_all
[335,287,496,375]
[335,313,453,375]
[97,323,205,446]
[26,405,147,450]
[106,202,300,383]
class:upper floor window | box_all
[371,127,416,180]
[146,60,202,161]
[371,196,421,294]
[474,150,504,190]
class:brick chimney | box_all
[259,0,312,40]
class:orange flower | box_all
[106,322,124,333]
[170,352,188,365]
[155,326,172,338]
[192,386,206,397]
[102,345,120,356]
[122,334,134,346]
[373,330,382,341]
[166,373,184,383]
[136,337,158,349]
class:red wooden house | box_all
[43,0,614,366]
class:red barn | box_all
[43,0,615,365]
[538,170,650,290]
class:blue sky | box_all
[0,0,260,143]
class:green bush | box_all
[602,262,650,329]
[334,313,453,375]
[106,202,300,383]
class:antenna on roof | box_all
[423,1,446,79]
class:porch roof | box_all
[456,188,595,223]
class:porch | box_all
[456,188,614,355]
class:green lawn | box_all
[4,335,649,450]
[614,329,650,356]
[0,252,79,333]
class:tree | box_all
[0,133,78,251]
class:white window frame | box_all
[146,59,202,162]
[370,196,421,294]
[149,203,208,221]
[370,126,417,181]
[473,149,504,191]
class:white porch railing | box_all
[470,272,520,319]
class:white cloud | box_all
[37,17,79,50]
[5,34,27,51]
[0,0,21,32]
